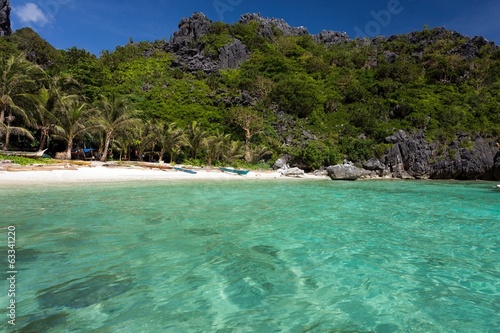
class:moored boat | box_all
[173,166,197,174]
[0,149,47,159]
[219,167,250,175]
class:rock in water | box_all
[0,0,12,36]
[327,163,362,180]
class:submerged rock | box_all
[37,275,134,309]
[17,312,69,333]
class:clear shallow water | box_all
[1,180,499,332]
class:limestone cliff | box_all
[0,0,12,36]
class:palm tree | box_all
[96,94,141,161]
[184,121,206,159]
[203,131,230,166]
[27,74,80,150]
[0,53,43,149]
[52,96,98,159]
[0,119,34,149]
[223,141,245,164]
[159,122,185,163]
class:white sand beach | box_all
[0,162,326,185]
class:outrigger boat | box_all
[173,166,197,174]
[0,149,47,159]
[219,167,250,175]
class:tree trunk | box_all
[38,128,48,150]
[65,137,73,160]
[0,104,6,124]
[158,148,164,163]
[244,129,252,163]
[4,126,11,150]
[100,132,112,162]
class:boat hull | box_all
[219,167,250,175]
[174,166,197,174]
[0,149,47,159]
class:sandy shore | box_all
[0,162,327,185]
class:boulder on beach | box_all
[327,162,362,180]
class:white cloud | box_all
[13,3,50,27]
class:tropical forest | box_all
[1,13,499,175]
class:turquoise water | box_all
[1,180,499,332]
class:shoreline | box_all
[0,162,328,186]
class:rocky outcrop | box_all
[327,162,363,180]
[170,12,211,50]
[219,39,250,69]
[240,13,309,37]
[383,130,433,179]
[313,30,350,46]
[0,0,11,36]
[273,155,291,170]
[165,13,218,72]
[429,135,499,180]
[494,150,500,180]
[279,167,305,178]
[378,130,500,180]
[165,13,250,72]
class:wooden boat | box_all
[219,167,250,175]
[173,166,197,174]
[0,149,47,159]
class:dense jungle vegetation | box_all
[1,19,499,170]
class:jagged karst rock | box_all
[165,13,219,72]
[327,162,363,180]
[382,130,432,179]
[379,130,500,180]
[363,158,386,171]
[273,155,291,170]
[171,12,211,49]
[219,39,250,69]
[494,150,500,180]
[313,30,350,46]
[0,0,11,36]
[429,135,499,180]
[240,13,309,37]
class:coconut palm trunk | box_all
[101,131,113,162]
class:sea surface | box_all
[0,180,499,332]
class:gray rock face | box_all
[280,167,305,178]
[273,155,291,170]
[327,163,363,180]
[240,13,309,37]
[219,39,250,69]
[380,130,500,180]
[171,12,211,50]
[383,130,433,179]
[313,30,350,46]
[166,12,250,72]
[494,150,500,180]
[429,135,499,180]
[0,0,11,36]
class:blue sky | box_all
[10,0,500,55]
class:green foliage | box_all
[9,28,62,69]
[299,141,342,170]
[270,75,323,117]
[2,22,500,171]
[0,154,54,165]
